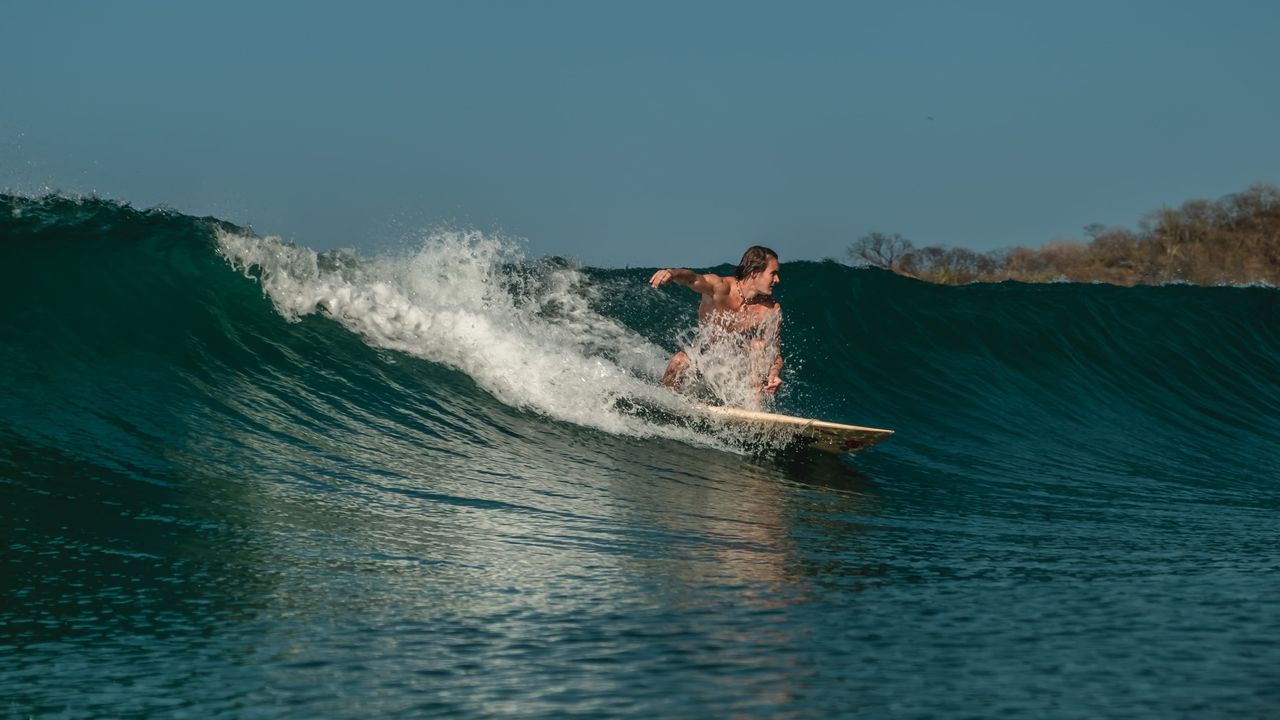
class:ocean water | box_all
[2,195,1278,718]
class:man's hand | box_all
[763,376,782,395]
[649,269,673,288]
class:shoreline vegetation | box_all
[848,184,1280,286]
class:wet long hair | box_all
[734,246,778,280]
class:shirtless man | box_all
[648,245,783,396]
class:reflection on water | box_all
[14,343,1275,718]
[8,380,1278,719]
[40,375,887,715]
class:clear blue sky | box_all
[4,1,1278,267]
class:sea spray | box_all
[669,318,784,413]
[215,226,771,449]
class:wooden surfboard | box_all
[697,405,894,455]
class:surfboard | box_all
[697,405,894,455]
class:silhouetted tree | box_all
[849,232,914,269]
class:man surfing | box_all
[648,246,783,403]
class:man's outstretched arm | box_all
[649,268,720,296]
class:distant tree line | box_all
[848,183,1280,285]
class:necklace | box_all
[735,279,747,306]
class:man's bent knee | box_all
[662,351,690,388]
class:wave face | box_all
[4,195,1279,718]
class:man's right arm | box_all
[649,268,719,295]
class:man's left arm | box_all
[764,308,783,395]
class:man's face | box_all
[748,258,780,296]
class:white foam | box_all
[214,227,743,448]
[674,317,783,413]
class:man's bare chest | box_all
[697,298,774,332]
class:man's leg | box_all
[661,350,690,388]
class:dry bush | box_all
[846,183,1280,285]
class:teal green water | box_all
[3,195,1278,718]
